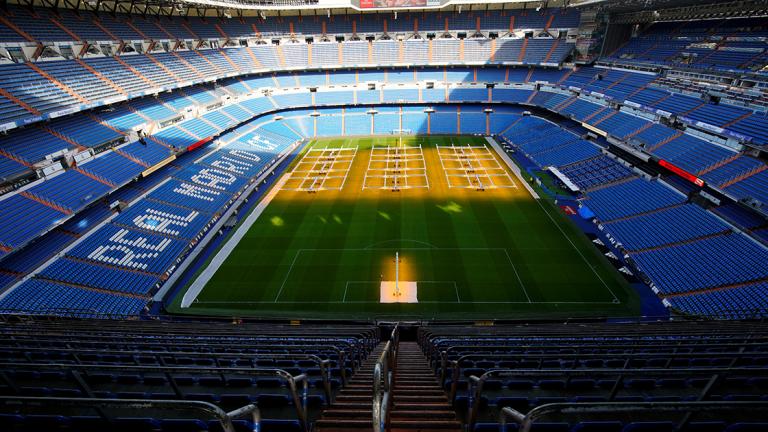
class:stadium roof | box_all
[9,0,764,18]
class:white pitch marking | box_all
[503,248,532,303]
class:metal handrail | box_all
[438,340,768,377]
[0,346,334,404]
[0,318,378,342]
[0,309,135,321]
[420,321,768,349]
[373,324,399,432]
[446,348,767,401]
[0,362,310,431]
[0,397,259,432]
[425,331,768,361]
[425,334,768,365]
[0,335,352,385]
[465,367,768,431]
[499,401,768,432]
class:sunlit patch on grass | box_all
[437,201,463,214]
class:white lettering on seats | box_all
[228,149,261,163]
[132,208,199,237]
[190,168,237,190]
[87,245,160,271]
[210,156,252,176]
[109,228,171,252]
[173,182,221,202]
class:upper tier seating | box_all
[0,41,574,128]
[608,17,768,74]
[0,6,581,43]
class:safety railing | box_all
[0,315,376,337]
[0,362,310,431]
[0,333,353,385]
[447,347,768,403]
[0,346,334,404]
[434,336,768,369]
[465,366,768,431]
[438,339,768,386]
[499,401,768,432]
[423,326,768,364]
[373,324,399,432]
[0,308,136,321]
[418,321,768,354]
[0,397,259,432]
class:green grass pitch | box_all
[169,136,639,320]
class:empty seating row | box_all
[0,117,299,316]
[608,17,767,74]
[0,6,580,43]
[632,233,768,295]
[420,322,768,431]
[558,155,634,190]
[602,204,730,251]
[0,319,377,431]
[581,178,685,221]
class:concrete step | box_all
[390,420,462,430]
[338,388,373,397]
[344,384,373,390]
[314,419,372,431]
[320,409,371,418]
[390,428,461,432]
[394,375,438,381]
[395,389,445,397]
[395,395,448,403]
[324,402,371,410]
[390,410,456,419]
[391,402,451,411]
[335,395,373,403]
[348,380,374,386]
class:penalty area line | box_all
[503,248,532,303]
[274,249,302,303]
[535,198,621,303]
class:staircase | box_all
[315,341,460,432]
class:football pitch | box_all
[170,136,639,320]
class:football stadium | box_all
[0,0,767,429]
